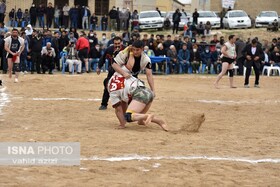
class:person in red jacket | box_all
[76,31,90,73]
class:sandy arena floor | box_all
[0,72,279,186]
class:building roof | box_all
[177,0,192,4]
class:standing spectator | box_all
[62,3,70,28]
[9,8,16,27]
[69,5,79,29]
[235,38,246,75]
[51,31,60,71]
[29,3,37,27]
[108,6,118,31]
[178,43,190,74]
[20,32,29,73]
[42,30,52,47]
[54,5,61,28]
[0,0,6,23]
[90,13,98,30]
[167,45,178,74]
[192,8,199,25]
[46,2,54,29]
[37,4,45,28]
[131,10,139,31]
[116,7,120,31]
[220,8,226,29]
[243,38,263,88]
[156,7,161,16]
[41,42,55,74]
[29,30,43,74]
[101,14,108,31]
[82,6,90,30]
[119,7,129,31]
[76,32,90,73]
[173,35,182,52]
[172,9,181,34]
[22,9,30,27]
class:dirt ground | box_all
[0,72,280,186]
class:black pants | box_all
[30,16,36,27]
[63,16,69,28]
[173,22,179,34]
[46,16,53,28]
[244,61,260,85]
[32,52,42,73]
[42,55,54,73]
[0,13,5,23]
[237,57,245,75]
[54,51,60,70]
[101,70,114,107]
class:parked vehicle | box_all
[223,10,252,29]
[197,11,221,28]
[255,11,279,28]
[138,11,164,31]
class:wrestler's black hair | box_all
[132,40,143,48]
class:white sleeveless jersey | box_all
[224,42,236,58]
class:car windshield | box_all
[199,12,216,17]
[229,11,247,17]
[140,12,160,18]
[259,12,277,17]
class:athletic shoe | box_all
[99,105,107,110]
[24,71,28,74]
[254,84,260,88]
[244,85,250,88]
[14,78,18,83]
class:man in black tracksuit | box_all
[29,30,43,74]
[97,36,124,110]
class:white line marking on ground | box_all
[81,155,280,164]
[197,100,280,105]
[0,87,10,115]
[32,98,102,101]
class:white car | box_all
[138,11,164,31]
[197,11,221,28]
[255,11,279,28]
[223,10,252,29]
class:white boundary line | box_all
[32,98,102,101]
[197,99,280,105]
[81,155,280,164]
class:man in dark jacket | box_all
[37,4,45,28]
[69,5,79,28]
[97,36,124,110]
[192,8,199,25]
[29,4,37,27]
[108,6,118,31]
[172,9,181,34]
[46,2,54,29]
[243,39,264,88]
[235,38,246,75]
[29,30,43,74]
